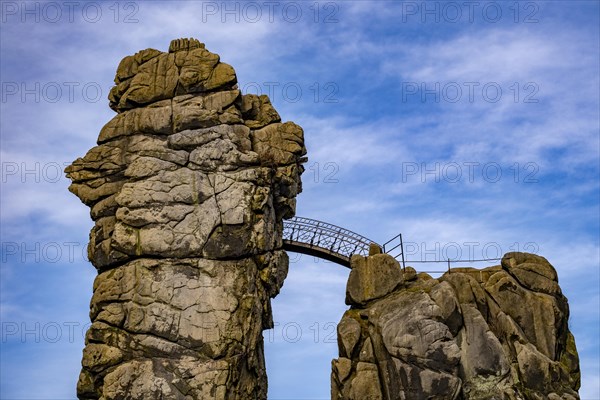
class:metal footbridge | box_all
[282,216,405,268]
[283,217,504,272]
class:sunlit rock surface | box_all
[332,252,580,400]
[66,38,306,400]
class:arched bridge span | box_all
[282,217,382,268]
[284,217,501,272]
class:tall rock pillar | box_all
[66,38,306,400]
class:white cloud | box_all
[1,2,598,399]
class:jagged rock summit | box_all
[66,38,306,399]
[332,251,580,400]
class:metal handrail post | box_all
[400,233,406,271]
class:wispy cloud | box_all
[1,1,597,399]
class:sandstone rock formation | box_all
[66,38,306,399]
[332,251,580,400]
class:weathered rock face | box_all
[66,38,306,400]
[332,252,580,400]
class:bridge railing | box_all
[283,217,377,260]
[382,233,406,270]
[283,217,504,273]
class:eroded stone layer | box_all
[332,252,580,400]
[66,38,306,399]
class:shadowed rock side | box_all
[332,251,580,400]
[65,38,306,400]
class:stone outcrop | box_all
[332,251,580,400]
[66,38,306,400]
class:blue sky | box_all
[1,1,598,399]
